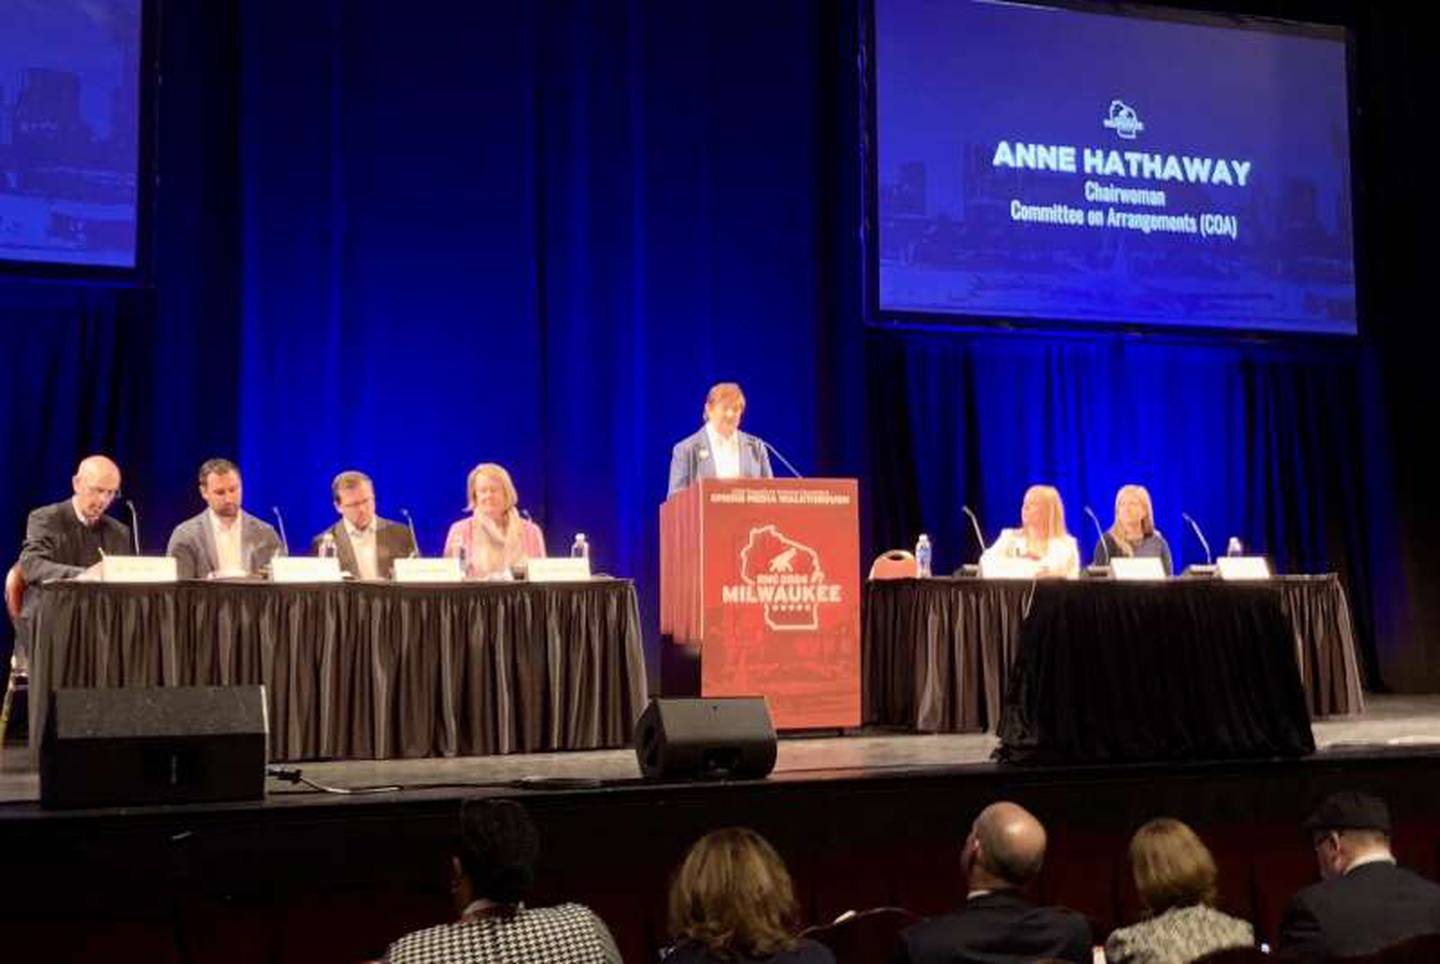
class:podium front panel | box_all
[694,479,861,729]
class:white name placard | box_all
[393,557,464,584]
[1110,557,1167,581]
[270,556,344,583]
[980,556,1041,580]
[527,557,592,583]
[100,555,178,583]
[1216,556,1271,581]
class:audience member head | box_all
[1020,485,1067,544]
[668,827,801,958]
[962,801,1048,892]
[331,470,376,530]
[71,455,121,525]
[465,463,519,523]
[1110,484,1156,545]
[197,458,243,520]
[702,382,746,439]
[451,798,540,916]
[1304,791,1393,881]
[1128,818,1220,915]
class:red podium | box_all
[659,478,861,729]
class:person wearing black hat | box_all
[1278,791,1440,960]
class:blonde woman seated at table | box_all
[1105,817,1254,964]
[443,463,546,580]
[1095,484,1173,576]
[980,484,1080,579]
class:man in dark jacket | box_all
[14,455,132,666]
[897,800,1092,963]
[1279,791,1440,960]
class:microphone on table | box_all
[955,505,987,576]
[125,498,141,555]
[760,438,803,478]
[1083,505,1110,570]
[271,505,291,557]
[399,508,421,558]
[1180,511,1213,568]
[961,505,986,561]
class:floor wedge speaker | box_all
[41,686,268,809]
[634,697,777,779]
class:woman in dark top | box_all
[1095,484,1173,575]
[664,827,835,964]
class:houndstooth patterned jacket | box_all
[386,903,622,964]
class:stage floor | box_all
[3,694,1438,808]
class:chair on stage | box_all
[869,550,918,581]
[2,562,29,745]
[804,906,919,964]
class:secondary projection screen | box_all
[0,0,143,270]
[870,0,1357,335]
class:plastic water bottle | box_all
[1226,536,1243,557]
[571,533,590,560]
[915,533,932,578]
[456,541,469,578]
[318,531,337,559]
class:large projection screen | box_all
[0,0,144,271]
[870,0,1357,336]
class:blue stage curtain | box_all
[865,330,1392,686]
[0,0,1423,693]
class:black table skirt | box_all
[994,581,1316,763]
[28,580,649,762]
[864,574,1364,734]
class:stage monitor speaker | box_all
[634,697,777,780]
[41,686,268,809]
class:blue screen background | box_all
[875,0,1356,334]
[0,0,141,269]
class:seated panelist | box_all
[443,463,545,580]
[308,470,416,580]
[166,458,284,579]
[1094,484,1173,575]
[14,455,132,667]
[980,484,1080,579]
[667,381,774,496]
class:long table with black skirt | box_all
[27,578,648,762]
[994,580,1316,763]
[864,573,1365,740]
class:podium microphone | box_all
[399,508,421,558]
[1083,505,1110,566]
[760,439,803,479]
[961,505,986,560]
[271,506,291,557]
[1180,511,1213,566]
[125,498,141,555]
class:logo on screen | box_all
[1102,100,1145,140]
[720,525,842,631]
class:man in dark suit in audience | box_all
[308,470,416,579]
[14,455,132,667]
[896,800,1092,963]
[1279,791,1440,960]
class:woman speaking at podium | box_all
[1095,484,1173,575]
[981,484,1080,578]
[667,382,774,495]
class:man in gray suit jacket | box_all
[667,381,774,496]
[13,455,133,665]
[166,458,284,579]
[308,470,416,579]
